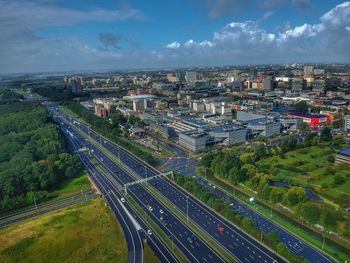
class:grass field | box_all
[51,172,92,198]
[0,199,127,263]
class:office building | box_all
[185,71,198,84]
[133,99,148,111]
[208,124,247,145]
[344,115,350,132]
[70,76,83,94]
[291,78,306,92]
[167,72,179,83]
[263,76,275,91]
[304,65,314,77]
[248,121,281,137]
[179,131,208,152]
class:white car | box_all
[120,198,126,203]
[159,209,164,214]
[147,206,153,212]
[147,230,152,235]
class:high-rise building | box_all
[185,71,197,84]
[291,78,306,92]
[70,76,83,94]
[304,65,314,77]
[263,76,275,91]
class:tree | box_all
[239,152,256,164]
[284,187,306,206]
[323,209,343,227]
[320,127,332,141]
[296,203,320,224]
[265,230,280,243]
[255,144,268,160]
[300,122,309,132]
[294,101,308,114]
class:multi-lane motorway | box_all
[55,113,226,263]
[62,121,180,263]
[53,107,288,263]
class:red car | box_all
[218,227,225,233]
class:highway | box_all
[62,124,180,263]
[196,176,334,263]
[55,108,287,263]
[0,192,97,229]
[58,118,226,263]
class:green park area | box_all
[258,142,350,208]
[0,199,128,263]
[199,130,350,253]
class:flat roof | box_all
[209,124,241,133]
[289,113,327,118]
[123,95,156,100]
[339,148,350,156]
[183,118,209,128]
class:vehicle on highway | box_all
[187,237,193,243]
[147,230,153,235]
[159,209,164,214]
[120,197,126,203]
[218,227,225,233]
[147,205,153,212]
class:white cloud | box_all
[1,1,350,73]
[162,1,350,66]
[262,11,274,20]
[166,41,181,49]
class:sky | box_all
[0,0,350,74]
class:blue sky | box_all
[0,0,349,73]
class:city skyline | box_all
[0,0,350,74]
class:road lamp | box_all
[34,194,37,210]
[186,196,189,223]
[322,235,325,250]
[168,235,174,250]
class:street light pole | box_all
[322,235,325,250]
[186,196,189,223]
[34,195,37,210]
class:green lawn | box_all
[51,172,92,198]
[0,199,128,263]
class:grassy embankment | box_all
[0,199,127,263]
[50,172,92,199]
[0,198,160,263]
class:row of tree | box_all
[0,102,83,212]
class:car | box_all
[160,216,163,221]
[147,230,152,235]
[218,227,225,233]
[120,198,126,203]
[159,209,164,214]
[187,237,193,243]
[147,205,153,212]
